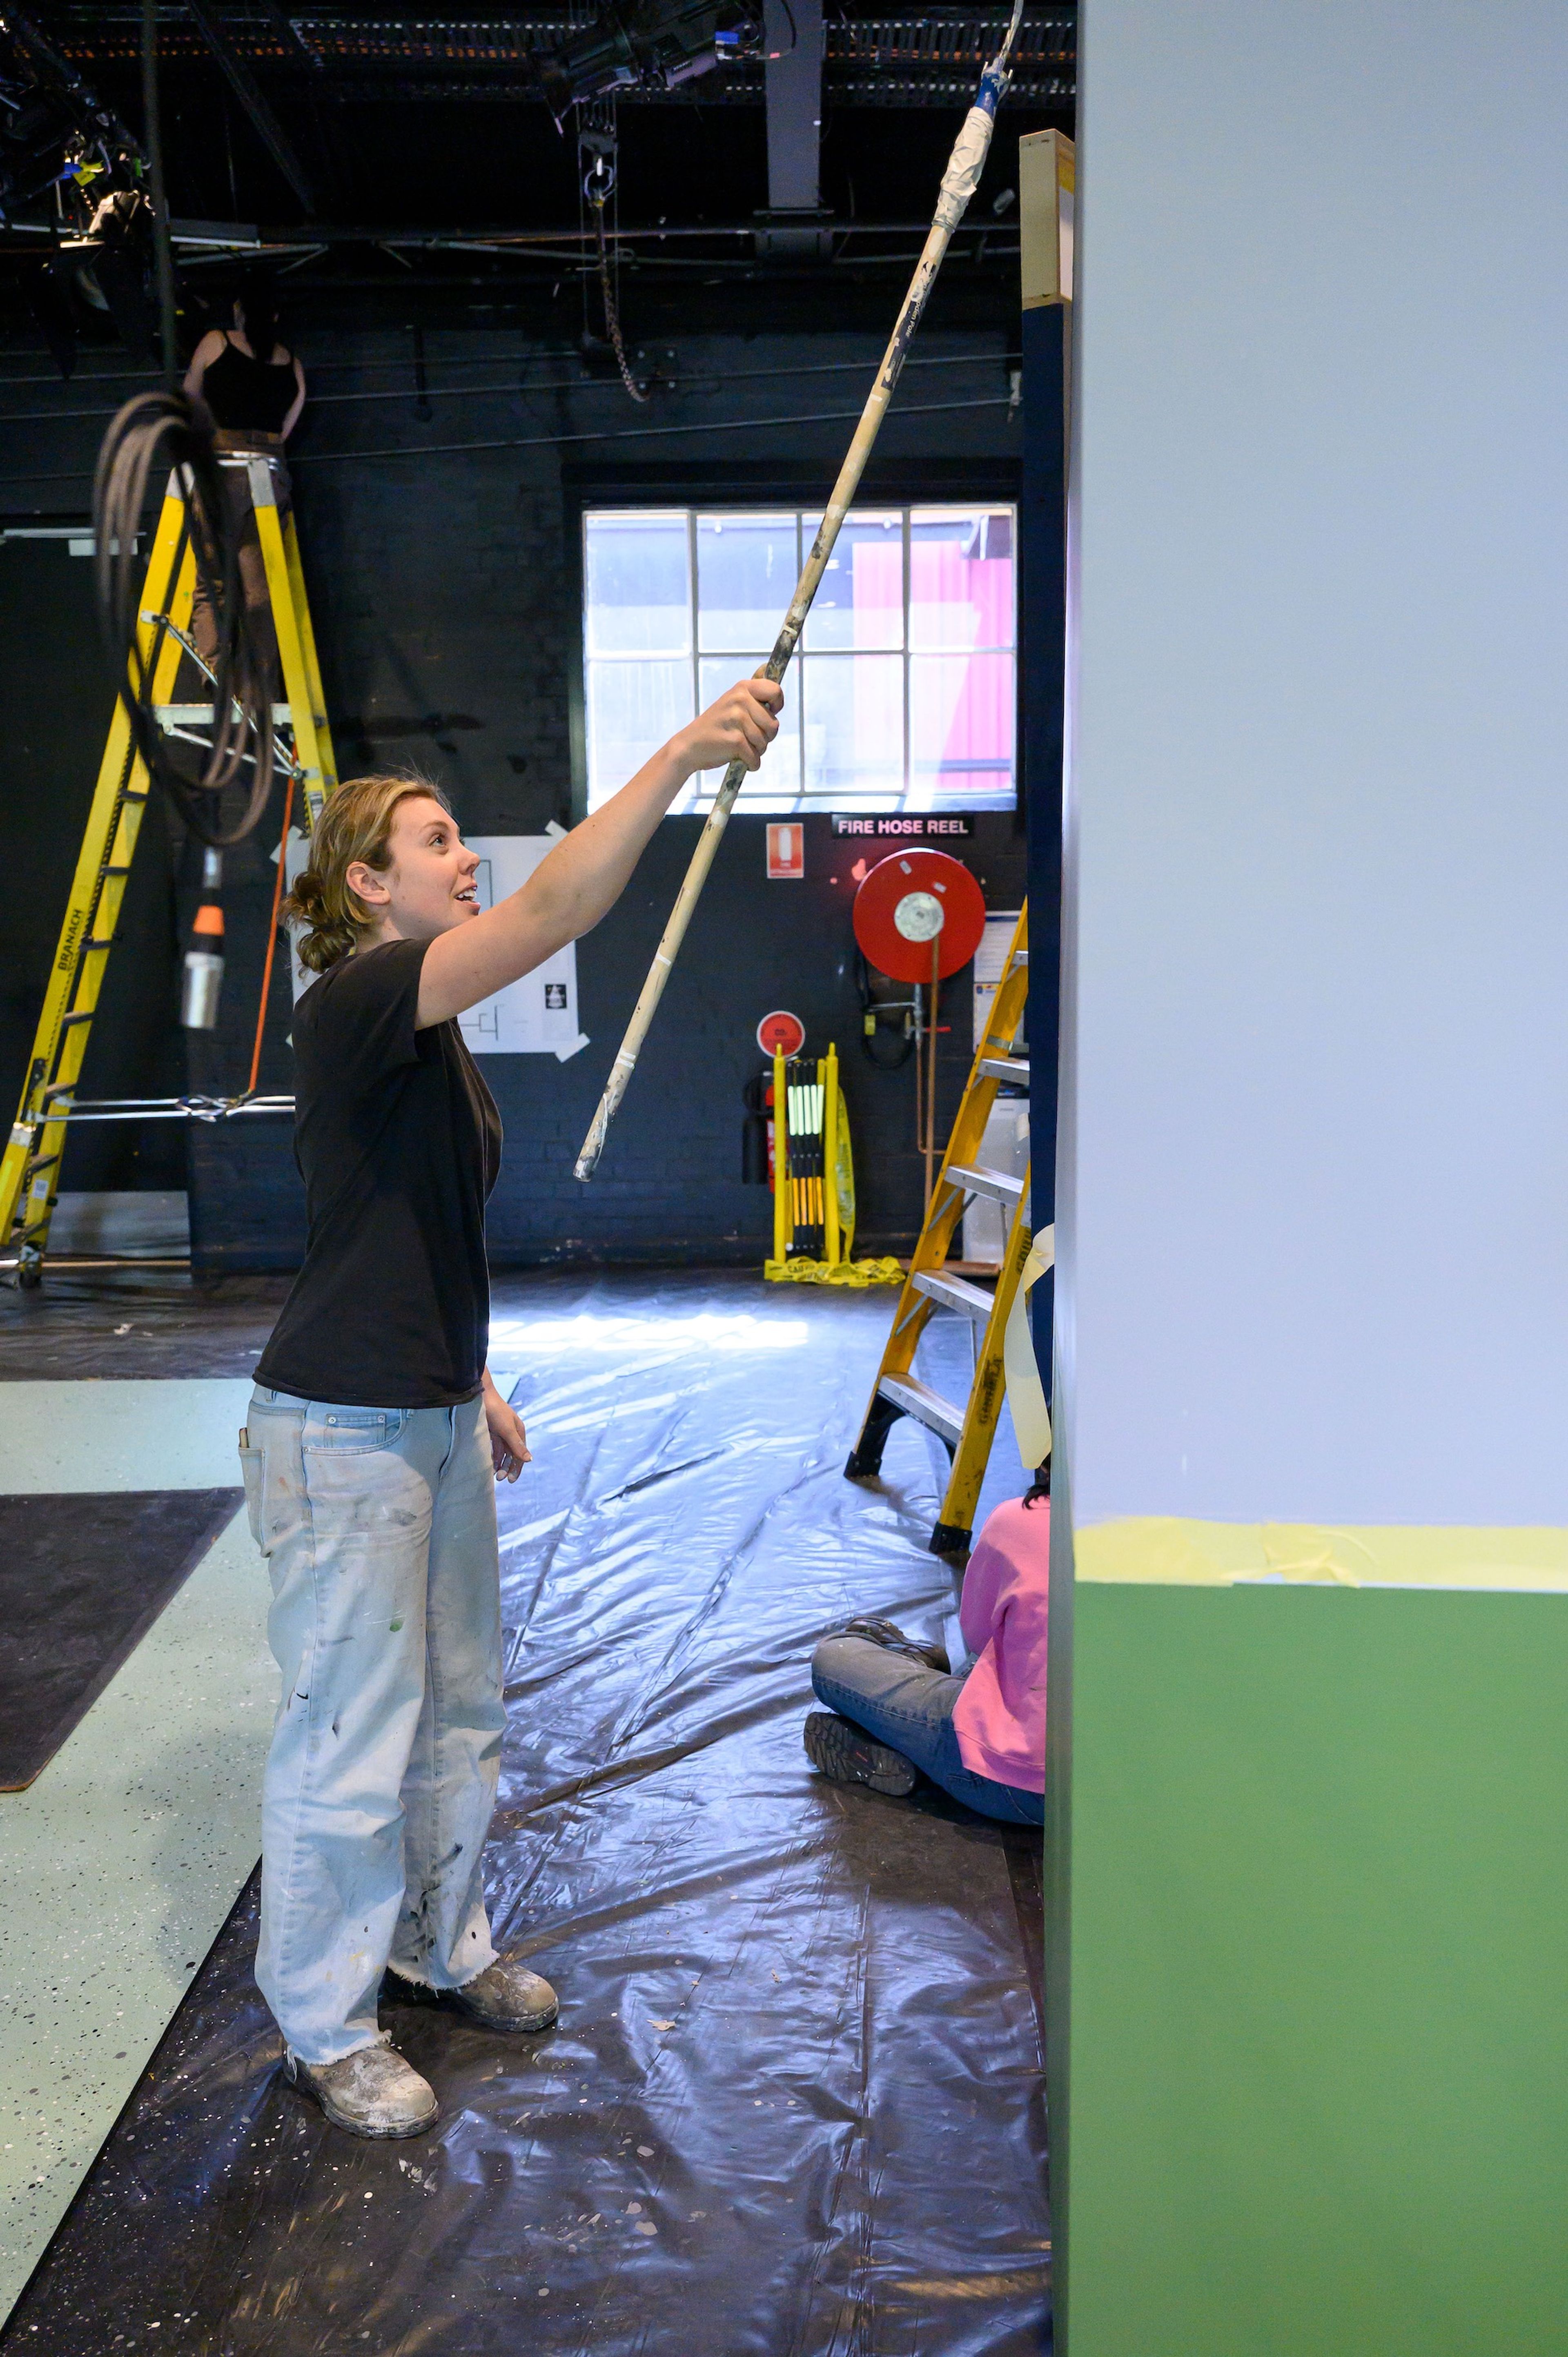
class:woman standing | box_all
[183,276,306,679]
[241,676,781,2138]
[185,275,306,445]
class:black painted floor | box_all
[1,1267,1049,2356]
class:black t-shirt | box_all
[203,337,296,434]
[255,938,502,1408]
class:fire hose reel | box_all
[850,849,987,983]
[851,847,989,1201]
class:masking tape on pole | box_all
[1003,1224,1055,1471]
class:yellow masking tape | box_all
[764,1255,904,1288]
[1004,1223,1054,1471]
[1075,1517,1568,1594]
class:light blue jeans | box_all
[240,1388,504,2065]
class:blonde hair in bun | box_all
[281,773,451,973]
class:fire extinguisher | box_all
[741,1070,771,1183]
[181,847,225,1030]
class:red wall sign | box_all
[766,822,804,880]
[757,1009,806,1057]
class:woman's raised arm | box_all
[282,355,306,440]
[414,676,782,1029]
[182,328,225,414]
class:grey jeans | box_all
[240,1388,504,2064]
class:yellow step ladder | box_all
[0,454,336,1288]
[844,905,1032,1555]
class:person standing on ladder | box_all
[239,673,782,2139]
[183,275,306,687]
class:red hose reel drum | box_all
[851,848,987,983]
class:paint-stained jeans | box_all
[239,1388,503,2065]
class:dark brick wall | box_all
[2,316,1026,1269]
[186,812,1026,1273]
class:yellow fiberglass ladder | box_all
[0,453,336,1288]
[844,905,1034,1555]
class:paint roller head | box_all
[575,1089,616,1181]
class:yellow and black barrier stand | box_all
[765,1041,903,1288]
[771,1047,790,1270]
[822,1042,842,1268]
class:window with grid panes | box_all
[581,505,1016,816]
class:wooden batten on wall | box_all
[1019,129,1075,310]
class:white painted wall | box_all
[1060,1,1568,1526]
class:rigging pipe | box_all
[184,0,317,215]
[574,0,1025,1180]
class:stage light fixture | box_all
[535,0,762,121]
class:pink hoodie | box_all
[951,1495,1049,1793]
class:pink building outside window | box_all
[583,504,1016,815]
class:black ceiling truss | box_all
[180,0,317,209]
[0,4,1070,321]
[46,6,1077,109]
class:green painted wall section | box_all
[1062,1581,1568,2355]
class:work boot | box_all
[839,1616,951,1673]
[384,1958,559,2034]
[284,2042,439,2139]
[804,1708,918,1798]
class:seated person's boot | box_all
[838,1616,950,1672]
[804,1708,918,1797]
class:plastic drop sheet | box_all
[4,1271,1049,2357]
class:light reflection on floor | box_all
[486,1309,814,1355]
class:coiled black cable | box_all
[93,388,276,847]
[89,0,277,851]
[854,946,917,1070]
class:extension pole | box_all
[924,933,940,1214]
[574,0,1025,1182]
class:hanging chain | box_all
[580,130,648,406]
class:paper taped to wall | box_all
[973,910,1022,1048]
[283,827,587,1057]
[458,835,588,1060]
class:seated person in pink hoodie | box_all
[804,1477,1049,1825]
